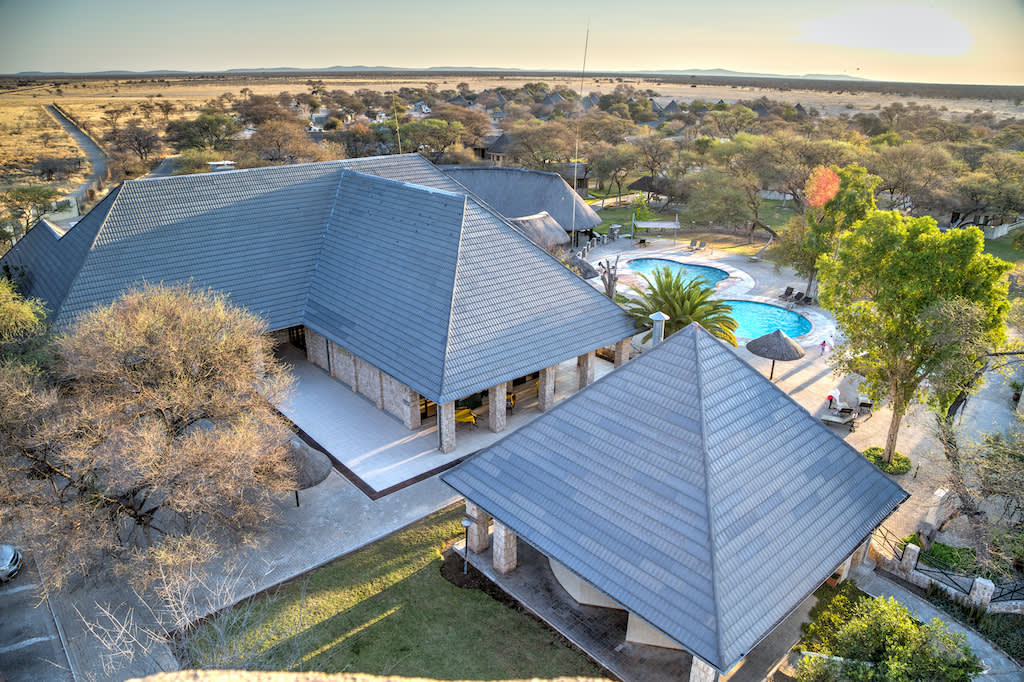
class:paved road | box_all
[0,554,73,682]
[144,155,179,178]
[44,104,106,207]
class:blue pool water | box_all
[628,258,729,286]
[722,300,812,339]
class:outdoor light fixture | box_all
[461,517,473,574]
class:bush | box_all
[862,446,911,474]
[799,591,982,681]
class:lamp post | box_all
[461,517,473,574]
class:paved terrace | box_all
[276,344,617,495]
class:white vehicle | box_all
[0,545,22,582]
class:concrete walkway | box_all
[852,566,1023,680]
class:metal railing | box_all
[991,579,1024,603]
[915,549,975,595]
[872,525,905,562]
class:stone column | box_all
[899,543,920,577]
[578,350,595,390]
[689,657,718,682]
[465,501,490,553]
[968,578,995,610]
[538,365,557,412]
[488,382,508,433]
[614,338,631,367]
[492,521,518,574]
[401,388,421,430]
[438,401,456,453]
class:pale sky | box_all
[1,0,1021,85]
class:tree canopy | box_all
[818,212,1010,462]
[0,284,297,594]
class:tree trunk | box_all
[804,270,816,297]
[882,401,907,463]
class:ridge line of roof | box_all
[52,185,124,324]
[693,324,727,671]
[437,194,469,401]
[300,168,350,323]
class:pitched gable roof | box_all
[3,154,634,404]
[442,323,907,672]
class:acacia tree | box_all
[1,186,62,241]
[0,284,296,594]
[818,212,1010,463]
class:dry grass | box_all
[0,103,88,192]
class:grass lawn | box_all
[185,506,610,679]
[985,229,1024,270]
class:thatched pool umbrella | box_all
[745,329,806,380]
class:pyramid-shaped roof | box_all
[2,154,635,404]
[442,323,907,672]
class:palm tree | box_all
[625,266,738,346]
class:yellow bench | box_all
[454,408,477,427]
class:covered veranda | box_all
[275,343,621,496]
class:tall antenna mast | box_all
[392,96,404,154]
[570,22,590,245]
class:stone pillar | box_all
[538,365,557,412]
[900,543,920,576]
[614,338,631,367]
[689,657,718,682]
[465,501,490,553]
[400,387,421,430]
[578,350,595,390]
[492,521,518,574]
[488,382,508,433]
[968,578,995,610]
[438,401,456,454]
[837,554,854,582]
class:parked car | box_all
[1,544,23,582]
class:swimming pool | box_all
[722,300,812,339]
[628,258,729,286]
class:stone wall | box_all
[381,371,420,429]
[356,357,383,409]
[304,328,330,372]
[329,342,356,388]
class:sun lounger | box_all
[791,292,805,305]
[637,239,648,248]
[506,392,516,413]
[697,241,707,250]
[800,295,813,305]
[686,239,697,250]
[821,411,856,431]
[779,286,794,300]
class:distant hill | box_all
[10,65,864,80]
[651,68,869,81]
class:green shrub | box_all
[862,446,911,474]
[799,592,982,681]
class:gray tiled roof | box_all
[441,323,908,673]
[2,154,635,404]
[443,166,601,232]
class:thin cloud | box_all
[797,5,972,56]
